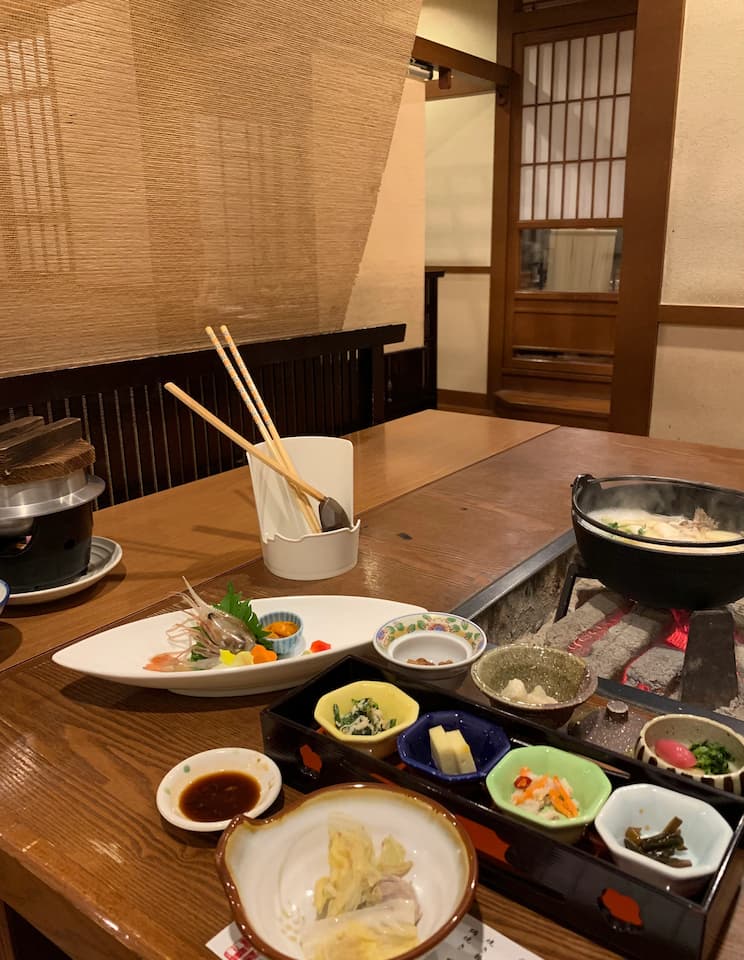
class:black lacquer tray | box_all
[260,655,744,960]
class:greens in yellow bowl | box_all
[314,680,419,759]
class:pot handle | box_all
[571,474,598,512]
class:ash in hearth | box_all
[513,580,744,722]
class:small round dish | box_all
[485,744,611,844]
[373,611,487,679]
[635,713,744,794]
[314,680,419,759]
[0,579,8,615]
[594,783,734,897]
[258,610,305,659]
[156,747,282,832]
[397,710,510,783]
[471,644,597,728]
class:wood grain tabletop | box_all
[0,411,555,671]
[2,414,744,960]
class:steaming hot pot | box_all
[572,474,744,610]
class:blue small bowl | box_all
[0,579,8,616]
[397,710,510,783]
[258,610,304,659]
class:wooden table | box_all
[1,411,555,670]
[1,412,744,960]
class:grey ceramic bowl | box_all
[635,713,744,794]
[471,644,597,728]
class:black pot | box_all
[571,474,744,610]
[0,504,94,592]
[0,472,104,594]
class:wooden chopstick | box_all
[219,325,315,517]
[205,326,321,534]
[164,382,326,502]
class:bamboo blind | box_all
[0,1,421,376]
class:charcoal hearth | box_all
[458,534,744,723]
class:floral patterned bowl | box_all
[373,612,487,680]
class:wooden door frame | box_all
[608,0,685,435]
[489,0,638,402]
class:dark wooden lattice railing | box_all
[0,325,404,508]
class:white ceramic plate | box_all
[52,595,425,696]
[7,537,123,606]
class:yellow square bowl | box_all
[314,680,419,759]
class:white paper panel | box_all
[568,38,584,99]
[596,98,613,159]
[551,103,566,161]
[609,159,625,217]
[593,160,609,218]
[538,43,553,103]
[616,30,634,95]
[553,40,568,102]
[522,106,535,163]
[581,99,597,160]
[565,100,581,160]
[584,35,600,98]
[600,33,617,97]
[612,96,630,157]
[578,161,594,218]
[523,44,537,105]
[534,164,548,220]
[536,104,550,163]
[549,164,563,219]
[563,162,578,219]
[520,165,533,220]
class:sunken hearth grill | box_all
[455,532,744,731]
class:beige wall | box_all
[650,326,744,446]
[661,0,744,307]
[345,80,425,351]
[418,0,498,62]
[437,274,490,393]
[426,92,494,395]
[650,0,744,448]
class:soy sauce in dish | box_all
[179,771,261,822]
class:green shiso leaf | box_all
[214,582,270,643]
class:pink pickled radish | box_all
[654,738,697,769]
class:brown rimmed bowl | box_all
[216,782,477,960]
[635,713,744,794]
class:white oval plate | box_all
[7,537,123,606]
[52,595,425,696]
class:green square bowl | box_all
[485,745,612,844]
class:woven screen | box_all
[0,0,421,376]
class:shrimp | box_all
[145,579,258,671]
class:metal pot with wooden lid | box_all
[0,417,104,593]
